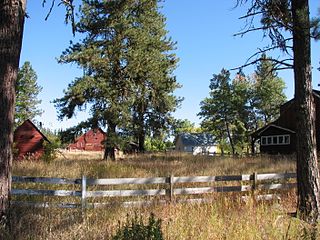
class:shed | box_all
[14,119,50,160]
[68,128,106,151]
[175,133,218,155]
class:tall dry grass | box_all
[6,152,310,240]
[13,151,296,178]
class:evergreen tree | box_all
[252,54,286,126]
[125,0,180,151]
[55,0,133,160]
[15,61,43,126]
[171,119,199,136]
[238,0,320,223]
[54,0,180,158]
[198,69,238,154]
[199,67,285,155]
[0,0,74,222]
[0,0,26,220]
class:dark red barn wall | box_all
[14,120,48,160]
[68,128,106,151]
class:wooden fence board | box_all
[259,182,297,190]
[12,189,81,197]
[12,176,80,185]
[11,201,80,209]
[257,173,296,181]
[174,185,252,195]
[173,174,251,183]
[11,172,297,209]
[86,177,166,185]
[86,189,166,197]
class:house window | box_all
[261,135,290,146]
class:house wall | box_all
[174,136,185,151]
[259,127,296,154]
[193,146,218,155]
[277,95,320,151]
[14,120,46,160]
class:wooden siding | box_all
[259,126,296,154]
[68,128,106,151]
[14,120,48,160]
[253,91,320,154]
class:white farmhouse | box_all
[175,133,217,155]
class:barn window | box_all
[261,135,290,146]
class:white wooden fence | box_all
[11,172,297,209]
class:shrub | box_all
[112,213,164,240]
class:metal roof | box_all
[177,133,216,146]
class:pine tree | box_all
[125,0,180,151]
[252,54,286,126]
[15,61,43,126]
[238,0,320,223]
[54,0,180,157]
[198,69,238,154]
[0,0,26,220]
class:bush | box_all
[41,135,61,162]
[112,213,164,240]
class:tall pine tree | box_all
[237,0,320,223]
[252,54,286,126]
[15,61,43,126]
[54,0,180,158]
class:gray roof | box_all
[177,133,216,146]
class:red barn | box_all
[14,119,50,160]
[68,128,106,151]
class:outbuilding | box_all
[14,119,50,160]
[68,128,106,151]
[175,133,218,155]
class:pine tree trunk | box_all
[137,103,146,153]
[225,120,235,155]
[0,0,26,221]
[292,0,320,224]
[104,122,116,161]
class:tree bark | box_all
[137,102,146,153]
[104,122,116,161]
[292,0,320,224]
[0,0,26,221]
[225,120,235,155]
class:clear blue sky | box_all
[20,1,320,130]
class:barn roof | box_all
[177,133,216,146]
[16,119,50,143]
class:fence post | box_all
[252,172,257,191]
[166,175,174,203]
[81,175,87,217]
[251,172,257,203]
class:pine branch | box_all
[230,57,293,71]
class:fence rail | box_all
[11,172,297,209]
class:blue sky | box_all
[20,0,320,130]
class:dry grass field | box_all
[2,152,317,239]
